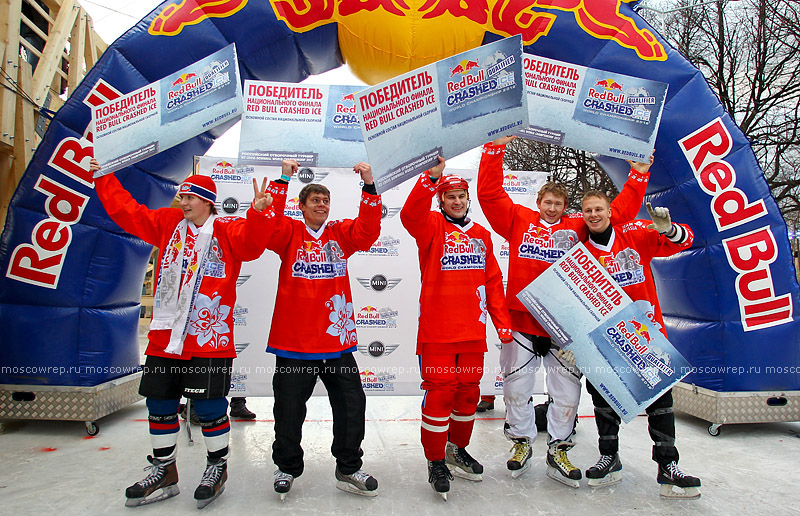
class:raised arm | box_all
[476,139,517,239]
[225,178,279,262]
[609,153,652,224]
[91,159,168,246]
[331,162,382,255]
[400,158,444,243]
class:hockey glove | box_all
[557,348,576,367]
[646,202,674,234]
[498,328,513,344]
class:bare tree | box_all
[638,0,800,225]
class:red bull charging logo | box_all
[149,0,249,36]
[269,0,665,61]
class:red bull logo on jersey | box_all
[519,227,578,262]
[150,0,249,36]
[285,197,303,219]
[269,0,665,60]
[442,231,487,270]
[293,239,348,279]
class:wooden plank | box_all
[20,12,49,42]
[13,55,34,180]
[30,0,77,106]
[1,0,22,147]
[0,150,13,229]
[83,11,96,68]
[66,6,83,95]
[22,0,55,26]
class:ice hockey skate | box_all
[586,454,622,488]
[124,455,180,507]
[194,457,227,509]
[427,459,453,501]
[274,470,294,501]
[657,461,701,499]
[445,441,483,481]
[507,438,532,479]
[335,467,378,497]
[546,441,581,488]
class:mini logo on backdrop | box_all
[296,168,330,184]
[357,274,401,292]
[357,340,399,357]
[222,197,239,214]
[381,205,402,219]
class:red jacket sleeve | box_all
[94,173,172,246]
[400,172,439,244]
[221,205,279,262]
[476,143,517,240]
[483,233,512,331]
[610,167,650,224]
[331,190,382,256]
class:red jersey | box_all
[477,142,650,336]
[585,221,694,337]
[95,173,277,360]
[401,172,511,354]
[264,180,382,358]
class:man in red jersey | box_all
[264,159,381,500]
[91,159,276,509]
[401,156,513,500]
[580,191,701,499]
[477,136,651,486]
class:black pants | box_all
[272,353,366,477]
[586,382,679,465]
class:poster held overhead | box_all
[92,44,242,176]
[357,35,528,193]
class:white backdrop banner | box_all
[197,155,547,396]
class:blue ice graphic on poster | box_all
[160,44,238,125]
[323,84,363,142]
[573,68,667,142]
[437,36,523,128]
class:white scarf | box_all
[151,215,216,355]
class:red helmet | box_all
[436,174,469,201]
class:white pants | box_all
[500,332,582,443]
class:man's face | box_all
[537,192,567,224]
[582,195,611,233]
[179,194,212,225]
[300,192,330,229]
[441,189,469,219]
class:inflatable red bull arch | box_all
[1,0,798,395]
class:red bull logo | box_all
[172,72,197,87]
[341,92,356,102]
[150,0,249,36]
[596,78,624,91]
[629,318,653,344]
[449,59,480,77]
[269,0,665,61]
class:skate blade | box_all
[509,461,531,479]
[546,466,580,488]
[659,484,701,499]
[587,471,622,488]
[195,484,224,510]
[448,466,482,482]
[336,480,378,497]
[125,485,180,507]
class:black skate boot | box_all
[194,457,227,509]
[427,459,453,501]
[274,470,294,501]
[335,467,378,497]
[445,441,483,481]
[124,455,180,507]
[546,440,581,488]
[229,397,256,420]
[657,461,701,499]
[586,453,622,488]
[507,437,532,479]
